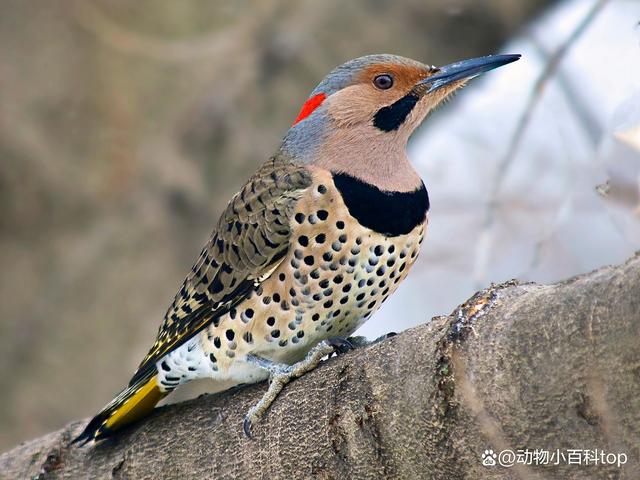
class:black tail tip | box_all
[69,430,93,448]
[70,417,109,447]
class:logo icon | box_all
[482,449,497,467]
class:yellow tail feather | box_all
[72,374,167,446]
[104,375,166,431]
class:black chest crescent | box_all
[332,173,430,237]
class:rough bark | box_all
[2,254,639,480]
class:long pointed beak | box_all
[416,54,521,95]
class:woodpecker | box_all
[73,52,520,445]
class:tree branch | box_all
[2,254,639,479]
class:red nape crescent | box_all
[292,93,326,125]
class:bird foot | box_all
[325,336,354,354]
[243,338,345,438]
[371,331,397,344]
[340,332,397,350]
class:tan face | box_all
[325,62,465,138]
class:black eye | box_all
[373,74,393,90]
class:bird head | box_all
[281,53,520,190]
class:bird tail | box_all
[71,372,167,446]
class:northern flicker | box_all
[73,53,520,445]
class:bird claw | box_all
[326,336,354,356]
[242,340,338,438]
[327,332,397,357]
[241,334,386,438]
[373,331,397,343]
[243,414,254,439]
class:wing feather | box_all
[129,157,311,384]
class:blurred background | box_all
[1,0,638,451]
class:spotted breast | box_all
[158,167,428,389]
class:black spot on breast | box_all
[267,316,276,326]
[332,173,429,236]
